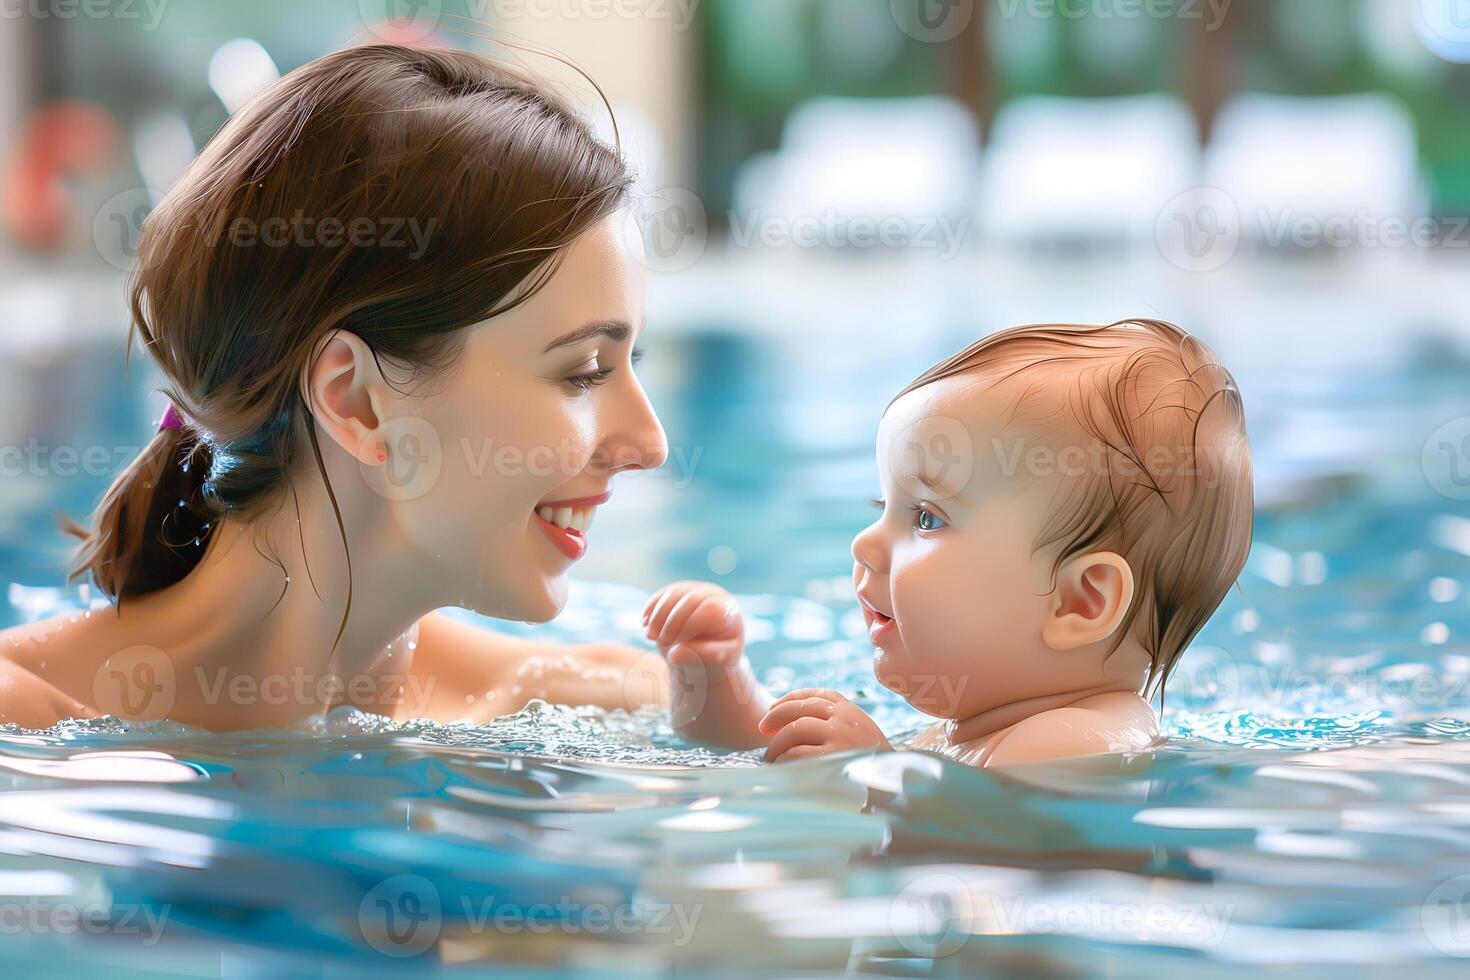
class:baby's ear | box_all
[1041,552,1135,651]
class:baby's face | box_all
[851,374,1108,719]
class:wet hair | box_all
[892,318,1254,699]
[63,43,634,626]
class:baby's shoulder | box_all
[986,693,1159,766]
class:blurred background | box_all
[0,0,1467,621]
[6,7,1470,972]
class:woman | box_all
[0,44,675,730]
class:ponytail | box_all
[62,418,217,601]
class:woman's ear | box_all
[302,329,388,465]
[1040,551,1135,652]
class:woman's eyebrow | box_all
[543,320,630,353]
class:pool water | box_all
[1,312,1469,976]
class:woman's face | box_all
[387,213,666,621]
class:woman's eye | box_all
[915,507,947,531]
[564,366,615,392]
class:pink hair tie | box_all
[159,403,185,431]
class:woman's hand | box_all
[759,689,891,762]
[643,581,771,750]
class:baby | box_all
[643,319,1254,767]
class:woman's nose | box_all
[851,520,888,575]
[599,377,668,473]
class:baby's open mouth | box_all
[857,593,897,643]
[533,491,610,561]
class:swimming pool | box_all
[2,287,1470,976]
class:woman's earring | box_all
[376,441,387,464]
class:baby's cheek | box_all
[892,550,976,657]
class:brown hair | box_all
[64,43,634,617]
[893,318,1254,699]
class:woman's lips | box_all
[533,491,610,562]
[535,512,587,560]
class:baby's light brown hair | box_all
[893,318,1254,699]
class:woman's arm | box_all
[0,650,99,729]
[403,611,669,723]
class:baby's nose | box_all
[851,522,888,575]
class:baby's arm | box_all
[643,582,772,750]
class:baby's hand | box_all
[759,689,892,763]
[643,580,745,671]
[643,581,768,749]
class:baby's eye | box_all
[914,506,947,531]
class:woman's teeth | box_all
[537,505,595,533]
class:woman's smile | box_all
[533,490,611,560]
